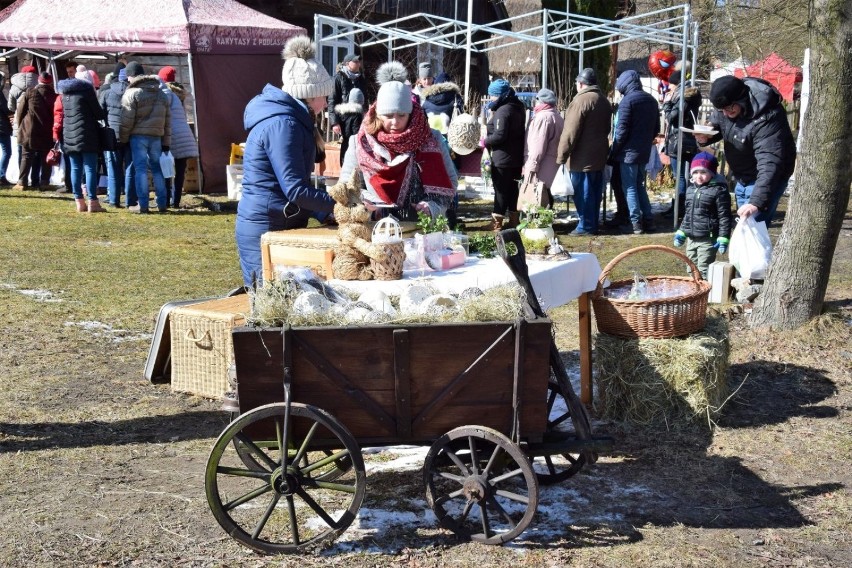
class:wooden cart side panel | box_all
[232,327,398,439]
[406,321,550,439]
[231,320,550,443]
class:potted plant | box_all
[517,205,556,243]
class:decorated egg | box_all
[292,292,330,316]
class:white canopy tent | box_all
[316,3,700,225]
[316,3,699,102]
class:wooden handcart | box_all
[204,230,611,553]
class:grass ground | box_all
[0,186,849,567]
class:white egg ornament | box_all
[357,289,397,316]
[292,292,330,316]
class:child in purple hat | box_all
[673,151,733,279]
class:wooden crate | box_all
[232,319,552,444]
[170,295,249,399]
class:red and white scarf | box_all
[355,99,454,206]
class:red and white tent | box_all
[0,0,306,192]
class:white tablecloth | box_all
[331,253,602,311]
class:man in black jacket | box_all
[695,76,795,225]
[328,54,367,138]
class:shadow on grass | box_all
[0,410,231,453]
[719,360,839,428]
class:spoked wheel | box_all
[424,425,538,545]
[531,380,587,485]
[233,436,353,482]
[206,402,366,554]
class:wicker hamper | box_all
[170,295,249,398]
[591,245,711,339]
[261,228,339,281]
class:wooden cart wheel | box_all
[233,436,353,482]
[531,380,587,485]
[206,402,366,554]
[424,425,538,545]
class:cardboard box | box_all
[708,261,734,303]
[226,164,243,200]
[170,295,249,399]
[183,158,199,193]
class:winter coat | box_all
[610,70,660,165]
[16,83,56,151]
[119,75,171,145]
[161,81,198,160]
[332,102,361,141]
[484,90,526,168]
[334,101,363,163]
[523,106,564,186]
[0,85,11,136]
[678,175,732,240]
[662,85,702,159]
[329,69,367,126]
[706,77,796,211]
[238,84,334,226]
[55,78,104,154]
[556,85,612,172]
[101,80,129,138]
[8,71,37,115]
[420,82,464,123]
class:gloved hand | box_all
[673,230,686,247]
[162,146,170,154]
[715,236,729,254]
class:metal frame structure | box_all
[316,3,699,226]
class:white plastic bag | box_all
[550,165,574,197]
[159,151,176,179]
[729,216,772,280]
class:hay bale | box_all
[594,315,730,427]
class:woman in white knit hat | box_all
[339,61,457,223]
[235,36,336,287]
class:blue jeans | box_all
[129,135,167,210]
[0,134,11,180]
[106,144,135,205]
[620,162,653,224]
[735,178,789,226]
[569,170,604,233]
[68,151,99,200]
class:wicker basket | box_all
[591,245,711,339]
[371,241,406,280]
[170,295,249,398]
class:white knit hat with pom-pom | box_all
[281,36,334,99]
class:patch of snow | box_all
[18,289,62,302]
[64,321,152,343]
[363,445,428,473]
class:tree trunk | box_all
[750,0,852,329]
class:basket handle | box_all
[594,244,703,296]
[185,329,212,345]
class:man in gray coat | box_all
[119,61,171,213]
[556,68,612,235]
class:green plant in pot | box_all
[517,205,555,249]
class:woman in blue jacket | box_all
[235,36,336,287]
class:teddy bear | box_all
[326,171,388,280]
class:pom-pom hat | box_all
[690,151,718,175]
[374,61,412,115]
[280,36,334,100]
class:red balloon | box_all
[648,50,677,81]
